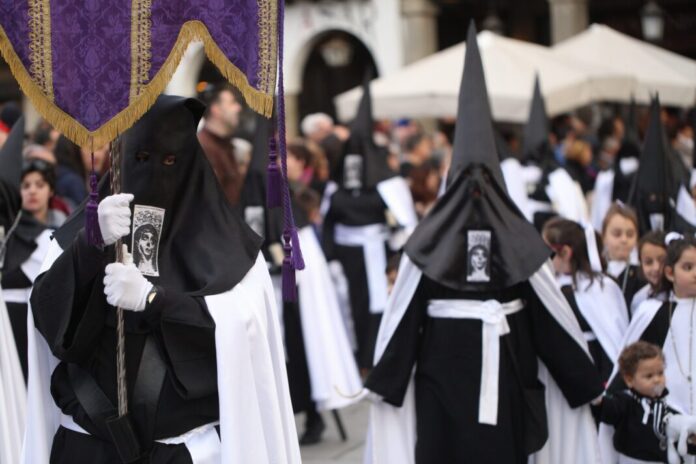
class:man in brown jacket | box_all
[198,84,243,206]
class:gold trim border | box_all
[28,0,53,101]
[0,19,275,148]
[129,0,152,103]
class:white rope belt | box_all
[427,298,525,426]
[2,287,30,304]
[59,414,220,463]
[334,223,389,313]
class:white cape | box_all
[546,168,589,224]
[501,157,533,222]
[558,273,629,362]
[22,239,301,464]
[0,289,26,464]
[365,256,600,464]
[296,225,363,411]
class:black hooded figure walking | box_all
[364,23,603,464]
[590,97,642,231]
[239,116,362,446]
[25,96,301,464]
[322,73,417,370]
[524,77,588,231]
[0,116,51,382]
[629,96,696,236]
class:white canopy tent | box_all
[334,31,634,123]
[552,24,696,107]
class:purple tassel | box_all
[289,227,305,270]
[281,238,297,301]
[266,137,281,208]
[85,154,103,247]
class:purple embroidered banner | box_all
[0,0,277,147]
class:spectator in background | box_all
[400,132,432,177]
[20,158,66,228]
[198,83,244,206]
[232,137,252,182]
[597,136,621,171]
[53,135,88,208]
[23,144,56,165]
[301,112,347,175]
[32,120,61,152]
[305,140,330,193]
[408,160,440,218]
[287,142,313,190]
[563,139,595,194]
[673,120,694,169]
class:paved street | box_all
[297,402,369,464]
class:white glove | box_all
[665,413,696,462]
[98,193,134,246]
[103,247,153,311]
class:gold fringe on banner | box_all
[0,18,276,148]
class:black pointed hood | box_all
[54,95,262,295]
[522,76,553,166]
[404,22,549,292]
[333,70,394,190]
[631,96,694,234]
[0,116,27,230]
[0,115,24,192]
[612,99,641,202]
[494,126,513,162]
[445,24,505,189]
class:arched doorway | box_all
[298,30,377,127]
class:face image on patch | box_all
[467,230,491,283]
[343,154,363,190]
[131,205,165,277]
[244,206,265,238]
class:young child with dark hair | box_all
[603,235,696,463]
[602,203,646,316]
[631,231,669,316]
[599,341,696,463]
[543,217,628,385]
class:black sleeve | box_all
[364,280,427,407]
[31,231,110,363]
[598,393,630,426]
[321,199,337,261]
[526,285,604,408]
[143,287,217,399]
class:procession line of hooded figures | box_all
[4,21,696,464]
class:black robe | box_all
[323,187,392,369]
[560,286,614,385]
[32,232,220,461]
[1,212,47,381]
[611,263,646,320]
[365,276,603,463]
[599,388,674,462]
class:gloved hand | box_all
[103,246,153,311]
[98,193,134,246]
[665,413,696,463]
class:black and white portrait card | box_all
[131,205,165,277]
[244,206,265,238]
[467,230,491,283]
[343,154,363,190]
